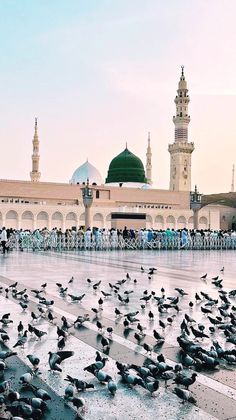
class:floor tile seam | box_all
[43,250,234,280]
[0,341,76,418]
[1,274,236,400]
[59,251,229,278]
[1,279,236,419]
[36,251,205,283]
[7,285,236,408]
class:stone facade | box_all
[0,179,220,230]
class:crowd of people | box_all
[1,225,236,252]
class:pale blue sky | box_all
[0,0,236,193]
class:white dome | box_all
[70,160,103,185]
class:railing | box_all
[4,233,236,252]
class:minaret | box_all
[231,164,235,192]
[146,132,152,185]
[168,66,194,191]
[30,117,41,182]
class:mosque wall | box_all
[0,180,190,209]
[0,202,219,231]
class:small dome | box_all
[70,160,103,185]
[106,147,147,184]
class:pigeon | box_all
[174,387,196,404]
[65,375,95,392]
[9,281,18,289]
[115,308,123,317]
[0,333,9,343]
[148,311,154,320]
[19,301,28,311]
[200,273,207,279]
[101,336,110,351]
[48,311,57,323]
[175,288,188,296]
[74,314,90,326]
[190,326,209,339]
[48,351,74,372]
[0,351,17,360]
[58,337,66,350]
[27,354,40,370]
[19,372,33,385]
[33,327,47,340]
[174,372,197,389]
[143,343,152,354]
[68,293,85,302]
[29,384,52,401]
[107,379,117,396]
[64,383,75,399]
[13,330,28,348]
[153,330,164,342]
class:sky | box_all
[0,0,236,194]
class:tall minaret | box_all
[30,117,41,182]
[168,66,194,191]
[231,164,235,192]
[146,132,152,185]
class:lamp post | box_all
[190,185,202,229]
[82,179,93,229]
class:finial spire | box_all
[181,65,184,77]
[125,141,128,149]
[231,164,235,192]
[30,117,41,182]
[146,132,152,186]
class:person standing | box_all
[1,227,7,254]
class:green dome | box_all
[106,147,147,184]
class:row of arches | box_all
[0,210,208,230]
[147,215,208,230]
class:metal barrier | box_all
[4,233,236,252]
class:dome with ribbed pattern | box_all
[105,148,146,184]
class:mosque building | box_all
[0,68,235,231]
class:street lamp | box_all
[190,185,202,229]
[82,179,93,229]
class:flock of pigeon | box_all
[0,264,236,419]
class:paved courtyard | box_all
[0,249,236,419]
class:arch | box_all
[52,212,63,220]
[199,216,208,230]
[51,212,63,229]
[79,213,85,222]
[65,212,77,229]
[66,212,77,221]
[177,216,186,229]
[155,215,164,230]
[37,211,49,229]
[166,215,176,229]
[146,214,153,229]
[188,216,194,229]
[105,213,112,229]
[21,211,34,231]
[93,213,104,229]
[6,210,18,229]
[106,213,111,221]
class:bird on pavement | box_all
[48,351,74,372]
